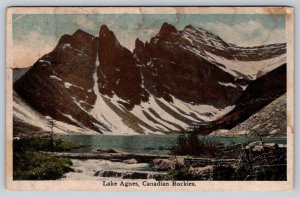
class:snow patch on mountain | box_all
[62,43,71,49]
[50,75,62,81]
[218,82,237,88]
[13,92,49,131]
[64,82,73,88]
[54,120,99,135]
[137,124,164,135]
[170,96,234,121]
[64,82,84,90]
[60,113,78,124]
[130,95,186,131]
[94,92,233,134]
[182,26,227,50]
[205,51,286,79]
[38,59,51,66]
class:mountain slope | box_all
[193,64,286,134]
[230,94,287,136]
[209,94,286,136]
[13,91,99,137]
[13,67,30,83]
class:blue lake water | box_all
[58,135,287,155]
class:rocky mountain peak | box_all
[72,29,94,38]
[99,24,110,34]
[99,25,120,45]
[55,29,97,59]
[133,38,147,62]
[183,24,197,31]
[72,29,96,46]
[183,24,208,33]
[135,38,144,49]
[182,24,228,46]
[158,22,178,37]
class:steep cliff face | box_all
[97,25,148,109]
[13,23,287,135]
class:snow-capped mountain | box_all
[13,23,287,135]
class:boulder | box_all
[122,158,138,164]
[175,156,185,167]
[252,145,264,152]
[94,170,123,177]
[123,172,148,179]
[264,143,278,149]
[153,158,176,171]
[245,141,262,150]
[188,165,214,176]
[245,141,281,152]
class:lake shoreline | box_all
[58,134,287,155]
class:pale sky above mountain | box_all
[12,14,286,67]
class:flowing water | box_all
[60,159,158,180]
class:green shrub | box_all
[165,167,197,180]
[171,132,219,157]
[13,137,81,180]
[54,139,82,151]
[212,165,236,180]
[13,151,73,180]
[13,137,82,152]
[13,137,53,152]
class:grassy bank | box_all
[13,137,82,180]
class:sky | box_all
[12,14,286,67]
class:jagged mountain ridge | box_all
[13,22,287,135]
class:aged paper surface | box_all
[6,7,294,191]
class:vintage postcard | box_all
[6,7,294,191]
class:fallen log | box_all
[43,151,238,165]
[184,157,238,167]
[43,151,170,163]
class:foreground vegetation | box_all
[170,132,220,157]
[167,132,287,181]
[13,137,82,180]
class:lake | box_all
[58,135,287,155]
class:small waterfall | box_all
[61,159,166,180]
